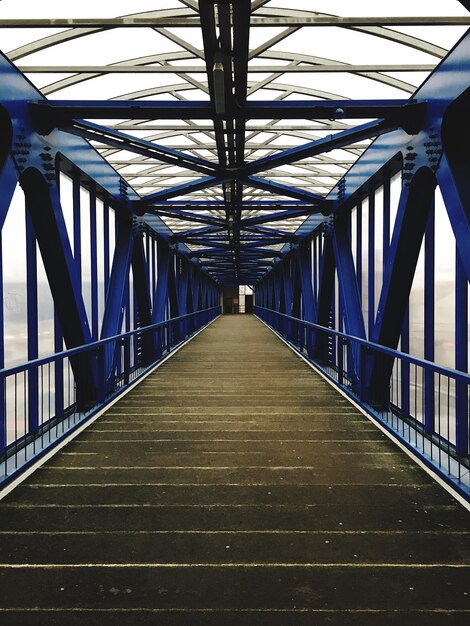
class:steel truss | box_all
[0,2,470,495]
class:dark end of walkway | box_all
[0,315,469,624]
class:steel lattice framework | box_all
[1,1,470,497]
[2,1,469,284]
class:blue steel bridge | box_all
[0,1,469,623]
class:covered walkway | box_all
[0,315,468,624]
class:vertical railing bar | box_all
[438,373,442,469]
[14,373,18,469]
[23,370,27,461]
[414,363,417,448]
[447,376,451,475]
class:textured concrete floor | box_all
[0,315,469,625]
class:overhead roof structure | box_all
[1,0,469,284]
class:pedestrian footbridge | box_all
[0,315,468,624]
[1,3,470,622]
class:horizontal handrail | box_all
[0,305,221,486]
[255,305,470,500]
[0,306,220,379]
[254,306,470,384]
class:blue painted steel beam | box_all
[232,0,251,165]
[0,158,18,231]
[298,242,317,357]
[370,168,436,403]
[332,215,366,378]
[244,176,325,203]
[61,119,218,176]
[198,0,227,166]
[131,233,152,328]
[25,204,39,436]
[89,187,99,340]
[0,237,4,450]
[189,248,282,258]
[455,250,469,455]
[241,119,405,178]
[241,225,295,238]
[29,99,415,122]
[138,176,227,205]
[176,236,231,248]
[314,234,335,362]
[150,209,227,228]
[21,169,97,406]
[100,215,134,340]
[152,241,170,326]
[241,208,316,227]
[131,232,155,364]
[147,200,314,208]
[437,157,470,285]
[424,204,435,435]
[172,225,227,239]
[367,188,375,339]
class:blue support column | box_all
[332,215,366,381]
[152,241,170,324]
[370,169,436,404]
[299,240,317,358]
[400,308,410,418]
[290,254,301,346]
[25,204,39,436]
[131,231,153,364]
[0,233,4,452]
[356,201,363,301]
[168,252,179,346]
[153,241,171,356]
[54,310,64,421]
[383,176,391,266]
[368,188,375,338]
[315,233,335,363]
[103,201,110,294]
[0,158,18,231]
[72,171,82,285]
[89,186,98,340]
[21,168,97,409]
[100,213,134,394]
[131,231,152,328]
[100,214,134,340]
[187,265,198,333]
[437,153,470,284]
[123,272,131,385]
[281,259,293,339]
[424,202,435,434]
[455,249,469,455]
[177,257,189,340]
[273,266,282,334]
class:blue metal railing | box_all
[0,306,221,486]
[255,305,470,500]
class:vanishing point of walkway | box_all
[0,315,468,624]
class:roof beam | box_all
[233,0,252,165]
[240,118,408,177]
[19,64,436,73]
[59,119,218,176]
[29,99,416,121]
[198,0,227,166]
[138,175,226,204]
[244,176,325,204]
[3,16,469,27]
[149,209,227,228]
[96,124,355,131]
[240,208,315,227]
